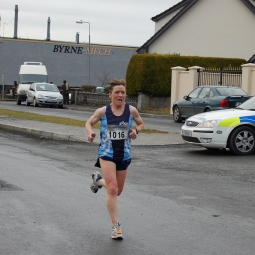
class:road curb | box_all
[0,123,88,143]
[0,122,185,145]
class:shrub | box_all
[126,54,246,96]
[80,85,95,92]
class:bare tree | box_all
[96,70,111,87]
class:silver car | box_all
[26,83,63,108]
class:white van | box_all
[16,62,48,105]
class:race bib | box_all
[107,125,128,140]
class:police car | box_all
[181,96,255,155]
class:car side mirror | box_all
[183,95,188,100]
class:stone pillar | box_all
[137,92,149,111]
[188,66,203,90]
[170,66,186,114]
[241,63,255,96]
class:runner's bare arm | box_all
[130,106,144,139]
[85,107,105,142]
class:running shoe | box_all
[90,171,102,193]
[111,223,123,240]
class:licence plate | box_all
[182,130,192,136]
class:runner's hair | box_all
[108,79,126,92]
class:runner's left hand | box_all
[129,129,137,140]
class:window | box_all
[216,87,247,96]
[198,88,211,98]
[188,88,202,99]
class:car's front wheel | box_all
[16,97,21,105]
[33,98,38,107]
[228,126,255,155]
[25,98,30,106]
[173,106,182,123]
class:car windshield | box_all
[216,87,248,96]
[20,74,48,84]
[236,96,255,110]
[36,84,59,92]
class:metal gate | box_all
[198,67,242,87]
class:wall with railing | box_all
[74,91,138,108]
[73,91,170,110]
[198,67,242,87]
[4,63,255,112]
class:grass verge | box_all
[141,108,170,115]
[0,109,168,134]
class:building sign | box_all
[53,45,111,56]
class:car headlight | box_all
[197,119,222,128]
[57,95,63,99]
[38,94,46,99]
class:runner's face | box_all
[109,85,126,105]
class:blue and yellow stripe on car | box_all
[218,115,255,127]
[240,115,255,124]
[218,117,240,128]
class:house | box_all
[137,0,255,60]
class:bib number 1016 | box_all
[107,125,128,140]
[108,131,126,140]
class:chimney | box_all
[14,5,18,39]
[46,17,50,41]
[76,32,79,43]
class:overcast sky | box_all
[1,0,180,47]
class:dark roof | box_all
[151,0,191,22]
[247,54,255,63]
[137,0,255,54]
[241,0,255,14]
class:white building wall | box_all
[149,0,255,60]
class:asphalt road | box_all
[0,130,255,255]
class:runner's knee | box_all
[107,183,118,196]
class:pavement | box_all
[0,104,184,146]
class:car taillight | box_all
[219,99,230,107]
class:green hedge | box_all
[80,85,95,92]
[126,54,246,96]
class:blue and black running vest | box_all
[98,104,133,161]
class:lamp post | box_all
[76,20,90,85]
